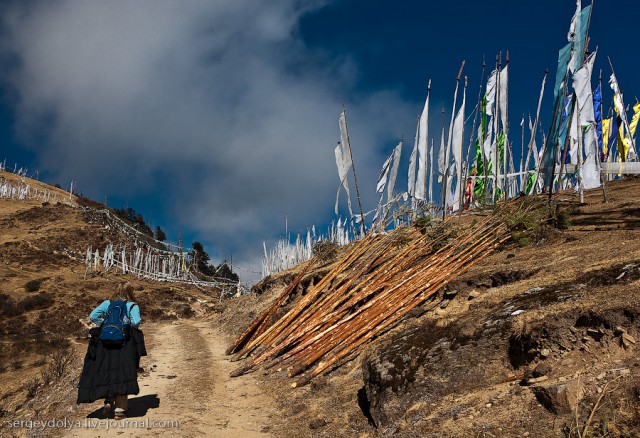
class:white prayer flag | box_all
[334,111,355,216]
[573,52,600,189]
[415,83,430,200]
[451,83,466,211]
[387,141,402,202]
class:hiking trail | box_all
[66,320,274,437]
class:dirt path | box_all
[65,320,274,437]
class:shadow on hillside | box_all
[86,394,160,418]
[570,208,640,229]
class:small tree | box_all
[189,241,214,276]
[216,262,239,282]
[155,226,166,242]
[126,208,137,223]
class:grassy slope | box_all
[2,170,640,437]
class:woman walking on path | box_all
[77,282,146,420]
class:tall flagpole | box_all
[503,52,510,201]
[576,103,585,203]
[520,114,525,192]
[493,54,501,203]
[439,107,445,215]
[410,116,420,220]
[608,57,638,160]
[456,76,468,210]
[542,46,578,204]
[342,108,367,236]
[584,0,606,202]
[442,60,465,220]
[428,138,434,208]
[556,96,576,197]
[422,80,432,201]
[525,70,548,193]
[597,68,608,202]
[462,59,487,209]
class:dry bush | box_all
[26,377,40,399]
[494,197,576,247]
[18,292,54,312]
[561,376,638,438]
[0,293,20,317]
[24,279,43,292]
[75,195,106,209]
[41,349,72,385]
[313,241,339,265]
[48,350,72,379]
[176,304,195,319]
[418,220,459,252]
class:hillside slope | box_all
[0,170,275,437]
[1,170,640,437]
[224,178,640,437]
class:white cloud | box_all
[1,0,415,280]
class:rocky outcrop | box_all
[531,380,582,415]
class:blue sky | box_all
[0,1,637,281]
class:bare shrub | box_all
[0,293,20,317]
[496,197,576,247]
[49,350,72,379]
[18,292,54,312]
[33,356,46,367]
[176,304,195,318]
[24,279,42,292]
[41,349,72,385]
[40,366,53,386]
[313,241,339,265]
[26,378,41,399]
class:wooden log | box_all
[293,233,509,386]
[226,260,313,355]
[233,213,508,382]
[284,222,504,376]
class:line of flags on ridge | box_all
[334,0,640,232]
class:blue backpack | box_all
[100,300,131,344]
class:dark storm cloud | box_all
[1,0,415,279]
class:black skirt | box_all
[77,327,146,403]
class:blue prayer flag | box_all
[606,115,620,162]
[594,84,604,161]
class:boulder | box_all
[308,419,327,430]
[444,289,458,299]
[361,353,401,427]
[468,290,481,300]
[621,333,636,346]
[532,363,552,378]
[531,380,582,415]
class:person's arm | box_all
[128,303,141,328]
[89,300,110,326]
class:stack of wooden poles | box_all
[227,213,509,387]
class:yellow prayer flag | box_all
[629,102,640,137]
[602,118,610,158]
[618,124,629,162]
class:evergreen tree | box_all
[155,226,167,242]
[189,241,214,276]
[216,262,239,282]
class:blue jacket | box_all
[89,300,141,328]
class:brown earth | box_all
[1,169,640,437]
